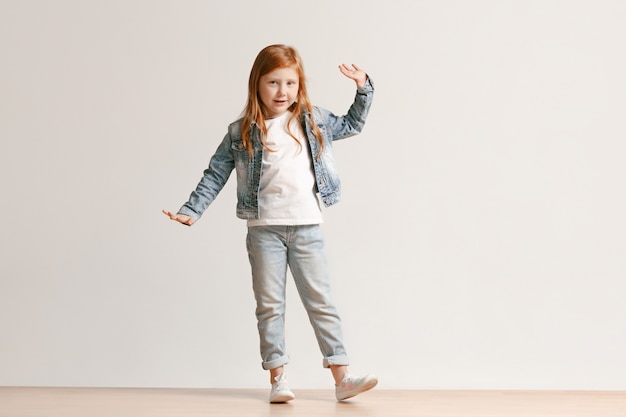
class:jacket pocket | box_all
[231,140,246,153]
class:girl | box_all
[163,44,376,403]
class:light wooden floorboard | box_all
[1,387,625,417]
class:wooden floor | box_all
[1,387,625,417]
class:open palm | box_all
[338,64,367,88]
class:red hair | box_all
[241,44,323,158]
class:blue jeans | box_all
[246,224,349,370]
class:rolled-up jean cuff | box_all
[262,355,290,370]
[323,354,350,368]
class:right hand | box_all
[162,209,195,226]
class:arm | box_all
[163,133,235,226]
[321,64,374,141]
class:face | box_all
[258,66,299,118]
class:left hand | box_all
[338,64,367,88]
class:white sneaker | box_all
[335,374,378,401]
[269,373,295,403]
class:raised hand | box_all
[338,64,367,88]
[162,209,195,226]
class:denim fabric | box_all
[246,225,349,370]
[177,78,374,221]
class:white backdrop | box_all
[1,0,625,390]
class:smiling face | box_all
[258,66,300,119]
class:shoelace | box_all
[273,375,288,390]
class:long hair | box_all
[241,44,324,158]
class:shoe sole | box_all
[270,393,295,403]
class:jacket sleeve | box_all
[177,132,235,223]
[319,76,374,141]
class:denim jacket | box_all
[178,77,374,222]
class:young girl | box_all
[163,44,377,403]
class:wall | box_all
[1,0,625,389]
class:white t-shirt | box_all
[247,111,323,227]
